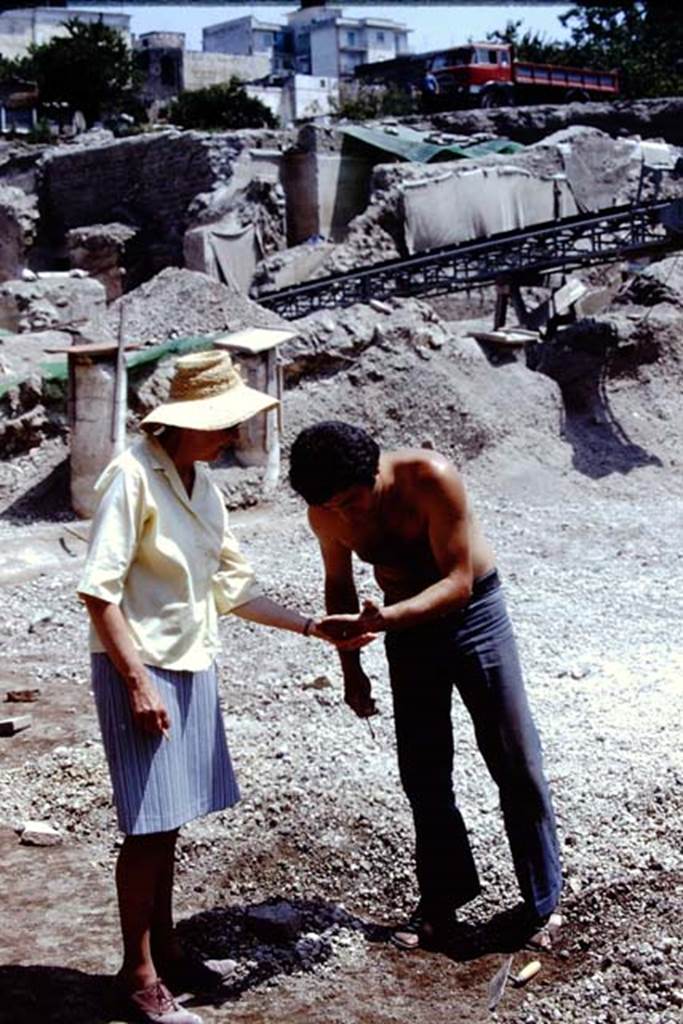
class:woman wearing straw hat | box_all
[78,351,368,1024]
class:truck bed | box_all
[513,60,619,95]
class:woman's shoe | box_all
[122,979,204,1024]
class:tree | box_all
[490,4,683,99]
[167,79,278,130]
[22,18,139,125]
[331,82,416,121]
[487,20,579,66]
[560,2,683,98]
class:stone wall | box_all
[66,223,138,302]
[0,274,106,333]
[0,185,39,282]
[432,97,683,148]
[37,130,249,288]
[183,51,271,91]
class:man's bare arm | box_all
[309,508,377,717]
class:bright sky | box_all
[70,4,573,52]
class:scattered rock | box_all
[0,714,31,736]
[19,820,62,846]
[245,901,303,944]
[4,689,41,703]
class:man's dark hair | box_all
[289,421,380,505]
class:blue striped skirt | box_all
[91,653,240,835]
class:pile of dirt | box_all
[106,267,289,347]
[430,96,683,148]
[279,301,567,481]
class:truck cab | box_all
[428,43,514,106]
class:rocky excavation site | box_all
[0,100,682,1024]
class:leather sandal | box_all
[526,911,563,952]
[120,979,204,1024]
[391,903,457,952]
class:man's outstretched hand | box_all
[314,614,374,650]
[316,599,385,649]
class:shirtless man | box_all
[289,421,562,949]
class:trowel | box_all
[487,954,513,1012]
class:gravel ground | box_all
[0,255,682,1024]
[0,441,681,1024]
[2,106,682,1023]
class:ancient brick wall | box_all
[37,130,246,287]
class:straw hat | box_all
[141,350,278,432]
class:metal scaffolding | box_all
[259,199,680,320]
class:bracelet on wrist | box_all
[302,617,314,637]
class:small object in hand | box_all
[0,715,32,736]
[5,689,41,703]
[161,728,171,742]
[366,717,376,741]
[513,959,541,986]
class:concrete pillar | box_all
[213,328,295,494]
[52,343,127,518]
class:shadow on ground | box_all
[0,458,71,523]
[559,364,663,479]
[0,897,554,1023]
[0,898,382,1024]
[0,965,112,1024]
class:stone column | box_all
[213,328,295,493]
[54,343,127,518]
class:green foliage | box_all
[491,3,683,99]
[168,79,278,130]
[560,2,683,98]
[3,18,140,126]
[27,118,53,145]
[487,20,576,66]
[332,83,417,121]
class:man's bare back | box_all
[309,449,496,607]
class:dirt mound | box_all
[430,96,683,147]
[106,267,288,347]
[619,254,683,307]
[282,300,567,474]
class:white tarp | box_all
[184,220,261,293]
[402,165,578,254]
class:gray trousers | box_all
[385,570,562,920]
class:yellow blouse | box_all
[77,435,260,670]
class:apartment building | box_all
[202,4,409,78]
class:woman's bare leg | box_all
[116,829,178,991]
[150,830,184,965]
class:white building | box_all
[202,4,409,79]
[0,7,131,60]
[203,16,284,66]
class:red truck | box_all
[426,42,619,108]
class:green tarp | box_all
[0,335,213,402]
[340,124,523,164]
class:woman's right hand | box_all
[128,679,171,737]
[82,597,171,737]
